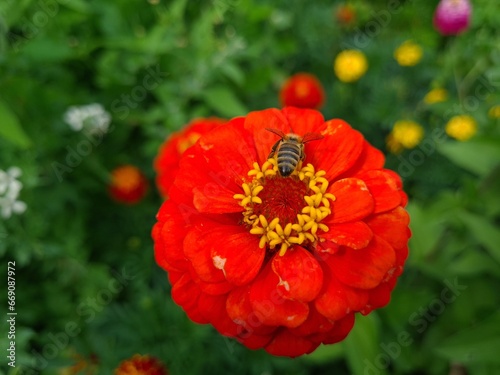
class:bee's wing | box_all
[302,132,324,143]
[266,128,287,139]
[268,139,281,159]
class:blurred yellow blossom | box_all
[445,115,477,141]
[488,105,500,119]
[424,88,448,104]
[334,50,368,83]
[386,120,425,153]
[394,40,423,67]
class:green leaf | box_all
[437,138,500,177]
[0,0,33,27]
[434,311,500,364]
[449,250,500,277]
[201,86,247,118]
[60,0,91,13]
[0,100,32,148]
[219,62,246,87]
[458,211,500,264]
[342,314,389,375]
[22,37,73,62]
[406,202,445,262]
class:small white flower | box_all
[63,103,111,134]
[0,197,27,218]
[0,166,27,219]
[0,167,22,194]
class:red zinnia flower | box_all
[154,118,226,198]
[114,354,168,375]
[152,107,410,357]
[279,73,325,109]
[59,352,98,375]
[109,165,148,204]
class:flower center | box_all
[112,166,142,192]
[233,158,335,256]
[294,81,311,99]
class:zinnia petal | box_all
[331,236,396,289]
[226,285,277,337]
[153,201,190,273]
[210,229,265,286]
[309,119,365,180]
[249,262,309,328]
[198,293,240,337]
[171,273,208,324]
[183,225,227,284]
[329,178,375,223]
[318,313,355,345]
[315,270,369,320]
[154,117,226,197]
[322,221,373,249]
[367,207,410,249]
[271,246,323,302]
[340,140,385,178]
[361,279,397,314]
[282,106,326,135]
[244,108,290,163]
[174,119,258,212]
[264,330,318,358]
[359,169,402,214]
[289,305,335,337]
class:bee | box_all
[266,128,324,177]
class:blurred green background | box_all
[1,0,500,374]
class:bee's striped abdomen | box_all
[277,142,301,177]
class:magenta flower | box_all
[433,0,472,35]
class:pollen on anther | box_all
[250,227,265,235]
[259,215,268,228]
[243,183,252,196]
[253,186,264,196]
[259,236,267,248]
[251,197,262,204]
[278,243,289,256]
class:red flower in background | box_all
[154,118,226,198]
[109,165,148,204]
[152,107,410,357]
[114,354,168,375]
[335,4,356,26]
[279,73,325,109]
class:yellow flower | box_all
[424,88,448,104]
[488,105,500,119]
[445,115,477,141]
[394,40,423,67]
[386,134,404,154]
[333,50,368,83]
[386,120,425,153]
